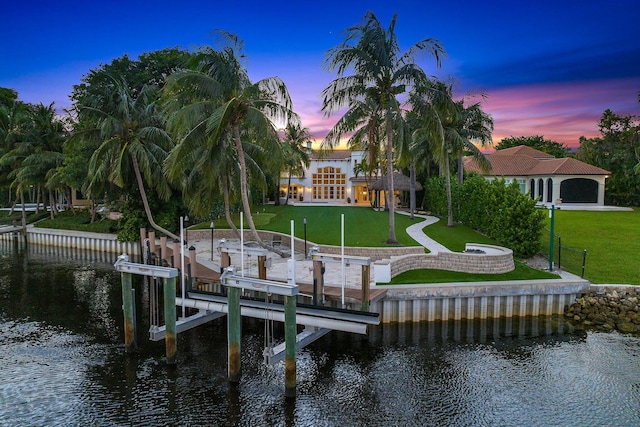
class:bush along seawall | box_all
[565,285,640,334]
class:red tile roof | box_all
[464,145,610,176]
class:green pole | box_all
[549,205,555,271]
[163,276,177,364]
[227,287,241,383]
[121,272,136,354]
[284,295,297,398]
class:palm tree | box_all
[77,75,177,239]
[164,33,296,244]
[410,81,492,227]
[282,123,311,204]
[322,12,445,244]
[0,99,31,226]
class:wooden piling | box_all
[163,276,177,364]
[361,264,370,311]
[121,272,136,353]
[258,255,266,280]
[284,295,297,398]
[227,287,241,383]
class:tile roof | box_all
[464,145,610,176]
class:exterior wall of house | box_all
[280,150,368,205]
[488,175,606,206]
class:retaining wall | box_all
[371,278,589,323]
[0,227,140,256]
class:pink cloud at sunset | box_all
[482,78,639,147]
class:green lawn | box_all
[35,210,117,234]
[386,260,559,284]
[421,217,497,252]
[541,208,640,285]
[198,205,424,247]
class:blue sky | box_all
[2,0,639,146]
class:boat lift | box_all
[115,255,379,398]
[308,247,373,310]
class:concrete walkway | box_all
[397,211,451,254]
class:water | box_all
[2,242,640,426]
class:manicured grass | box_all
[198,205,425,247]
[385,260,560,284]
[35,210,117,234]
[1,210,48,225]
[541,209,640,285]
[421,218,497,252]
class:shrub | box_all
[423,174,545,258]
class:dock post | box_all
[149,231,156,255]
[361,264,370,311]
[258,255,266,280]
[227,287,241,383]
[312,260,323,305]
[160,236,167,264]
[121,272,136,353]
[284,295,297,398]
[163,276,177,364]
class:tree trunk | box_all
[48,190,56,220]
[20,191,26,234]
[385,111,397,244]
[285,173,291,204]
[35,188,40,214]
[223,179,241,239]
[409,159,416,220]
[131,154,180,241]
[90,200,96,223]
[67,188,76,215]
[233,124,263,244]
[445,154,454,227]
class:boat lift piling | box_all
[115,254,179,364]
[220,266,299,398]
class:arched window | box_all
[529,179,535,199]
[537,178,544,200]
[546,178,553,203]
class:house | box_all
[280,149,369,204]
[463,145,611,206]
[281,149,417,206]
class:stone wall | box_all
[388,245,514,278]
[564,285,640,334]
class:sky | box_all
[2,0,639,148]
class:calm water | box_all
[1,241,640,426]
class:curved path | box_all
[398,211,451,254]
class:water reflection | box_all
[1,244,640,426]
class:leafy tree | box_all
[164,33,296,245]
[576,109,640,206]
[76,76,177,239]
[322,11,445,244]
[424,174,545,258]
[496,135,568,158]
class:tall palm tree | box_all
[410,81,492,226]
[282,123,311,203]
[77,75,177,239]
[322,12,445,244]
[164,33,296,244]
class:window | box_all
[312,166,346,200]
